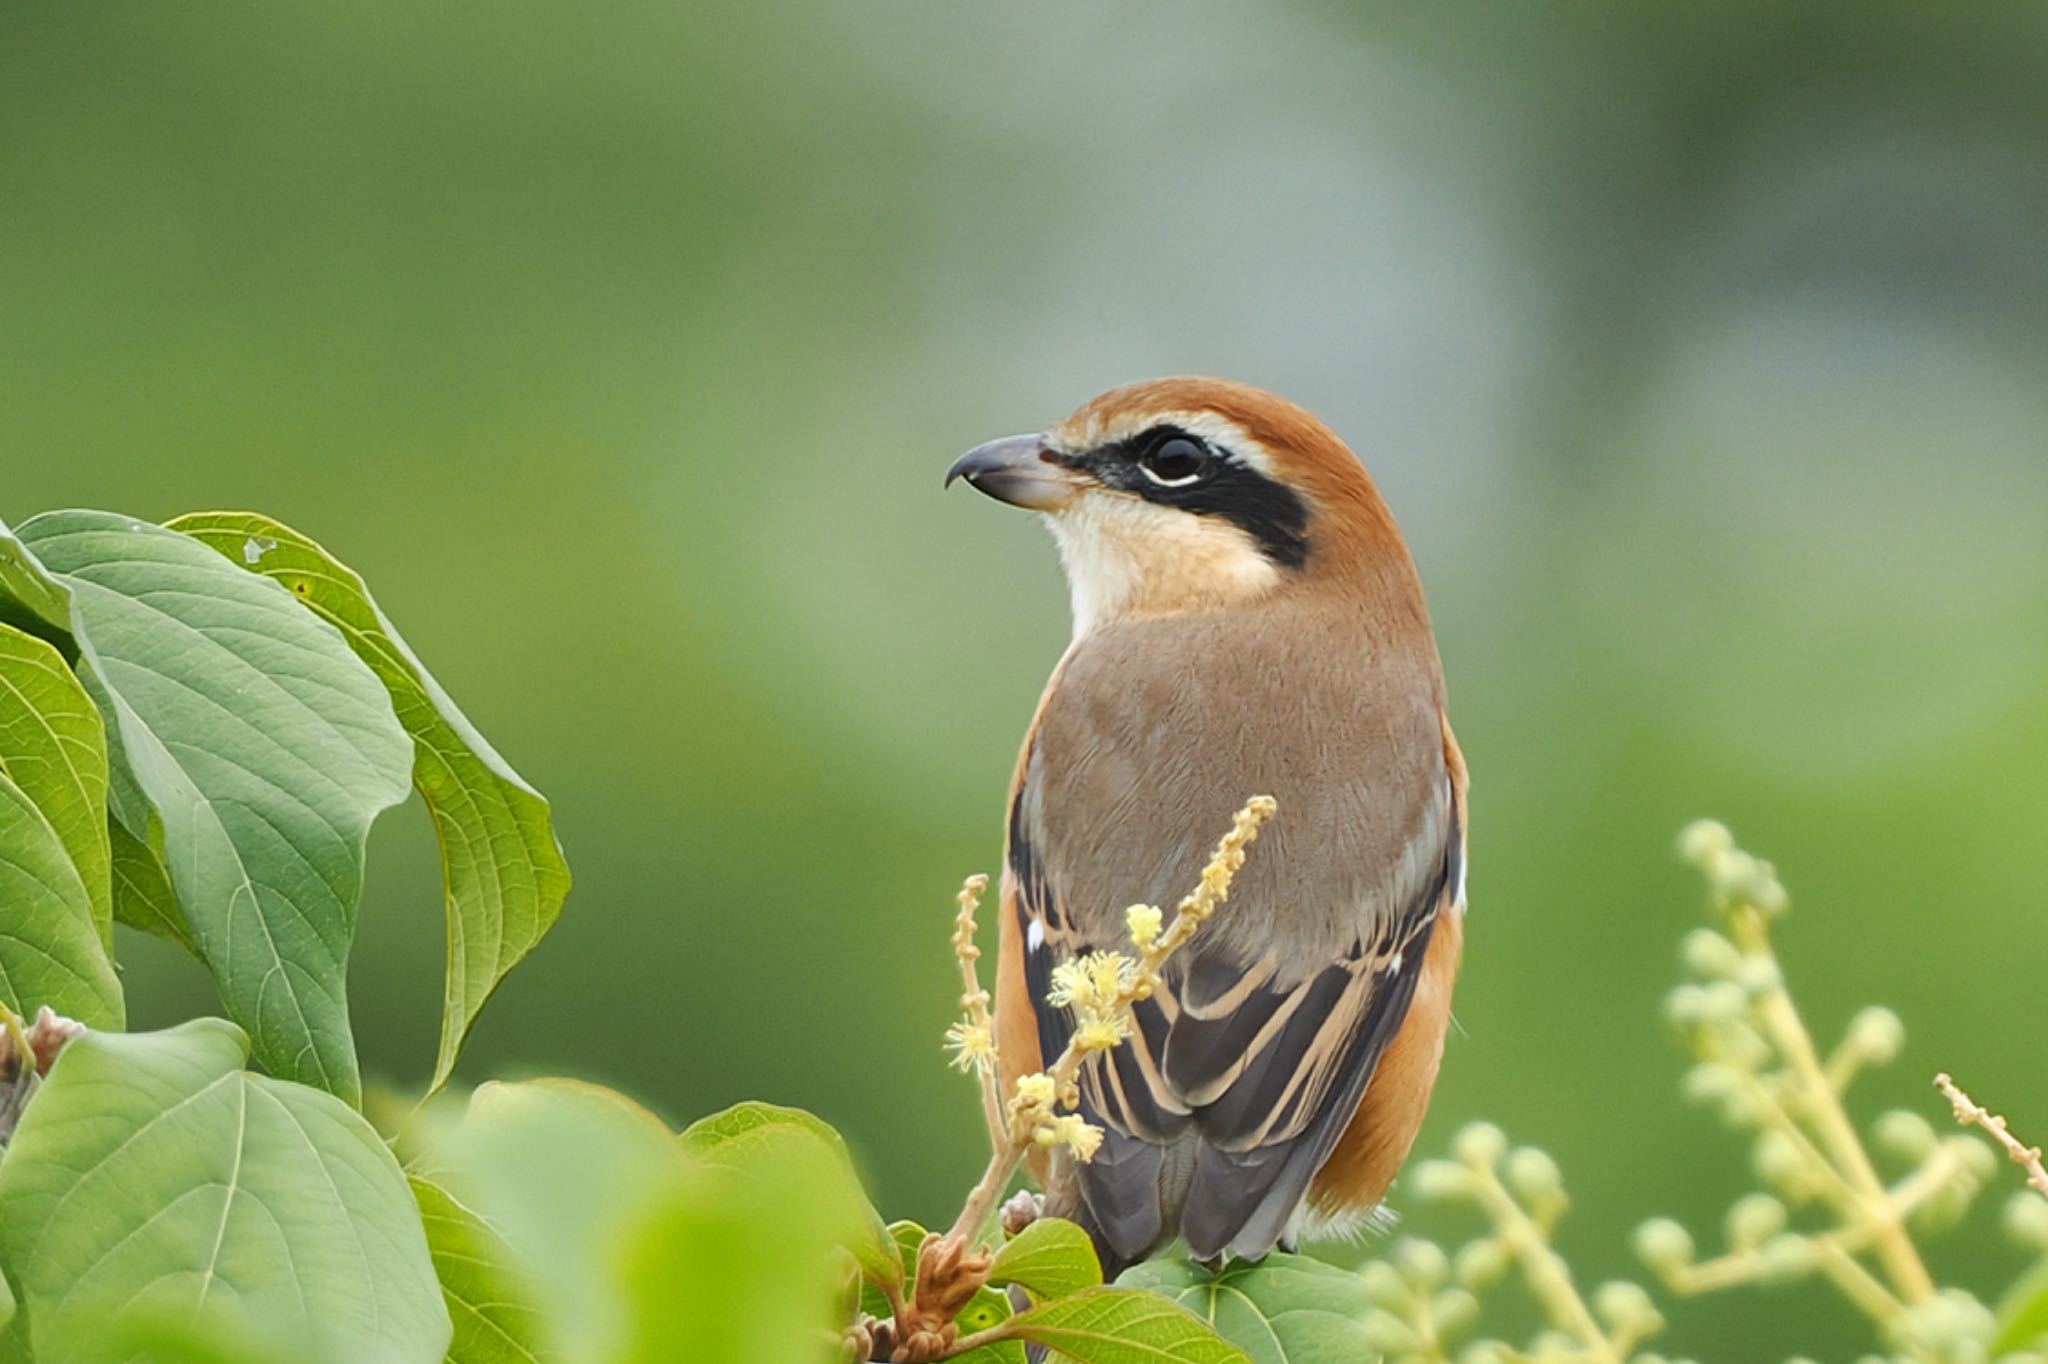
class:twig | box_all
[1934,1073,2048,1200]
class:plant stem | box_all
[1810,1238,1910,1335]
[1885,1142,1965,1221]
[1469,1163,1618,1364]
[946,1142,1028,1249]
[1731,909,1935,1304]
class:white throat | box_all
[1046,494,1283,636]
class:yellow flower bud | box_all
[1014,1072,1056,1111]
[1073,1010,1133,1053]
[1049,1113,1103,1162]
[1125,904,1163,949]
[943,1019,995,1072]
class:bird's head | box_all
[947,377,1410,633]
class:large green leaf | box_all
[981,1285,1253,1363]
[1120,1254,1374,1364]
[60,1306,320,1364]
[0,622,112,949]
[16,511,413,1101]
[679,1100,895,1286]
[168,512,570,1092]
[612,1169,847,1364]
[412,1175,555,1364]
[0,1020,450,1364]
[992,1216,1104,1302]
[419,1078,688,1358]
[0,628,123,1027]
[614,1134,870,1364]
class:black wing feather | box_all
[1179,910,1441,1259]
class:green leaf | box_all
[0,632,123,1027]
[0,1267,18,1364]
[418,1078,688,1357]
[63,1307,312,1364]
[1119,1254,1373,1364]
[0,771,122,1028]
[0,1020,451,1364]
[857,1219,929,1321]
[1995,1258,2048,1352]
[412,1175,555,1364]
[0,622,113,950]
[0,518,69,641]
[168,512,571,1093]
[992,1216,1104,1302]
[951,1287,1024,1362]
[108,812,198,955]
[947,1338,1031,1364]
[987,1285,1253,1363]
[679,1100,896,1286]
[17,511,413,1101]
[612,1152,850,1364]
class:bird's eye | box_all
[1138,437,1207,487]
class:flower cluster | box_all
[1047,951,1138,1055]
[942,874,996,1076]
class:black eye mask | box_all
[1057,424,1312,570]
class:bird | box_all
[946,377,1466,1279]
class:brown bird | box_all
[947,377,1466,1276]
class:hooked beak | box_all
[944,434,1084,511]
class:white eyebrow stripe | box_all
[1056,409,1279,478]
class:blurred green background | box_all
[4,3,2045,1357]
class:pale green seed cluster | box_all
[1346,821,2048,1364]
[1631,822,2043,1362]
[1359,1120,1674,1364]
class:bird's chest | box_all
[1023,614,1441,955]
